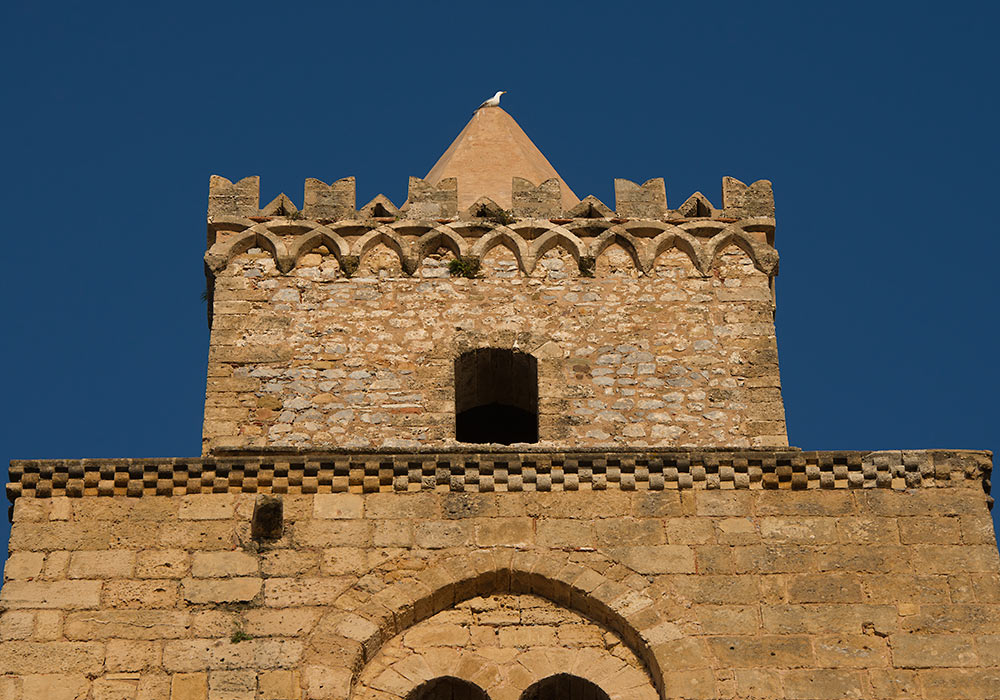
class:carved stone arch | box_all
[204,224,291,273]
[309,549,668,700]
[353,225,415,275]
[286,224,352,267]
[705,226,779,276]
[416,224,468,262]
[355,647,655,700]
[648,228,706,275]
[530,227,584,275]
[590,227,645,274]
[471,226,532,275]
[675,219,728,238]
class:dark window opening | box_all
[520,675,611,700]
[455,348,538,444]
[409,677,490,700]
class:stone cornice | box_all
[7,449,992,508]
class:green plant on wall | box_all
[448,256,481,278]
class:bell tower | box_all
[202,106,785,454]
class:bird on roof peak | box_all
[476,91,507,111]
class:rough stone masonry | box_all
[1,106,997,700]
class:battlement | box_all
[209,174,774,222]
[206,175,778,278]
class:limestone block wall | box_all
[203,222,785,454]
[1,449,997,700]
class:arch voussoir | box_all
[321,548,665,700]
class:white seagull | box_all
[476,90,507,111]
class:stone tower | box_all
[2,107,997,700]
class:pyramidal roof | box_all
[424,106,579,212]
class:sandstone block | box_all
[164,639,301,672]
[179,495,235,520]
[68,551,135,579]
[607,545,695,574]
[157,522,236,551]
[182,578,262,604]
[292,520,371,548]
[208,669,256,700]
[244,609,321,638]
[0,580,101,610]
[258,670,301,700]
[535,519,594,548]
[761,603,896,635]
[898,517,961,544]
[20,674,89,700]
[103,580,179,608]
[787,573,861,603]
[663,518,715,544]
[890,633,979,667]
[261,550,318,577]
[263,578,351,607]
[813,634,889,667]
[313,494,364,519]
[9,522,112,551]
[303,665,351,700]
[693,605,760,635]
[413,521,473,549]
[759,517,838,543]
[92,677,141,700]
[34,610,63,639]
[403,623,470,647]
[3,553,45,580]
[474,518,534,546]
[733,669,782,699]
[170,673,208,700]
[708,635,813,667]
[715,518,759,544]
[0,642,104,674]
[191,552,258,578]
[908,544,1000,573]
[920,668,1000,699]
[671,575,760,605]
[694,491,751,517]
[661,669,716,700]
[106,639,161,672]
[372,520,414,547]
[136,550,191,579]
[64,610,190,640]
[781,669,865,699]
[0,611,34,640]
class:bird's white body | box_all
[477,91,506,111]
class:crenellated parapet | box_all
[208,175,775,223]
[206,175,778,278]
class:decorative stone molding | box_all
[7,449,992,505]
[204,216,779,278]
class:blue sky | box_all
[1,0,997,568]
